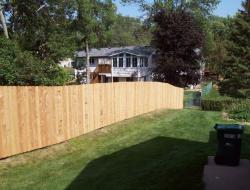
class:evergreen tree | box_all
[205,16,231,77]
[219,1,250,97]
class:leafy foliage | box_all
[72,0,116,83]
[219,1,250,96]
[152,9,204,87]
[201,87,240,111]
[227,100,250,121]
[201,98,240,111]
[107,15,151,46]
[0,37,69,86]
[121,0,220,26]
[0,1,76,85]
[0,37,18,85]
[9,0,76,62]
[14,51,70,86]
[72,0,116,48]
[204,16,231,75]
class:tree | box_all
[7,0,76,85]
[9,0,76,62]
[0,37,18,84]
[73,0,116,84]
[121,0,220,23]
[0,36,70,85]
[122,0,220,76]
[204,16,231,77]
[152,9,204,87]
[0,0,9,38]
[14,51,70,86]
[107,15,151,46]
[0,0,75,86]
[219,1,250,97]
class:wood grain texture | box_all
[0,82,183,159]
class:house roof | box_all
[76,46,154,58]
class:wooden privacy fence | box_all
[0,82,183,159]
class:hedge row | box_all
[201,98,241,111]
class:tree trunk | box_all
[85,39,90,84]
[0,9,9,39]
[247,0,250,15]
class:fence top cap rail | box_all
[0,82,183,89]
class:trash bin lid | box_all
[214,124,244,132]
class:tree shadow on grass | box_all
[65,131,237,190]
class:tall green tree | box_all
[152,9,204,87]
[204,16,231,76]
[0,0,76,86]
[73,0,116,83]
[9,0,76,62]
[121,0,220,22]
[219,1,250,96]
[107,15,151,46]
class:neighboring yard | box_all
[0,109,249,190]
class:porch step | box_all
[203,156,250,190]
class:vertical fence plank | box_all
[0,87,5,157]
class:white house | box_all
[75,46,155,83]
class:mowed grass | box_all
[0,109,250,190]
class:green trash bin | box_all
[214,124,244,166]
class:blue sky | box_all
[115,0,243,18]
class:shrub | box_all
[201,98,240,111]
[201,86,243,111]
[0,37,19,85]
[0,37,70,86]
[227,100,250,121]
[15,52,70,86]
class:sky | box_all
[115,0,243,18]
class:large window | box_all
[140,58,144,67]
[90,58,95,66]
[119,57,123,67]
[132,57,137,67]
[126,57,131,67]
[113,58,117,67]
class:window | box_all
[126,57,131,67]
[144,58,148,67]
[90,58,95,66]
[140,58,144,67]
[132,57,137,67]
[119,57,123,67]
[113,58,117,67]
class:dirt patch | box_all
[0,142,70,169]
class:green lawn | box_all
[0,109,250,190]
